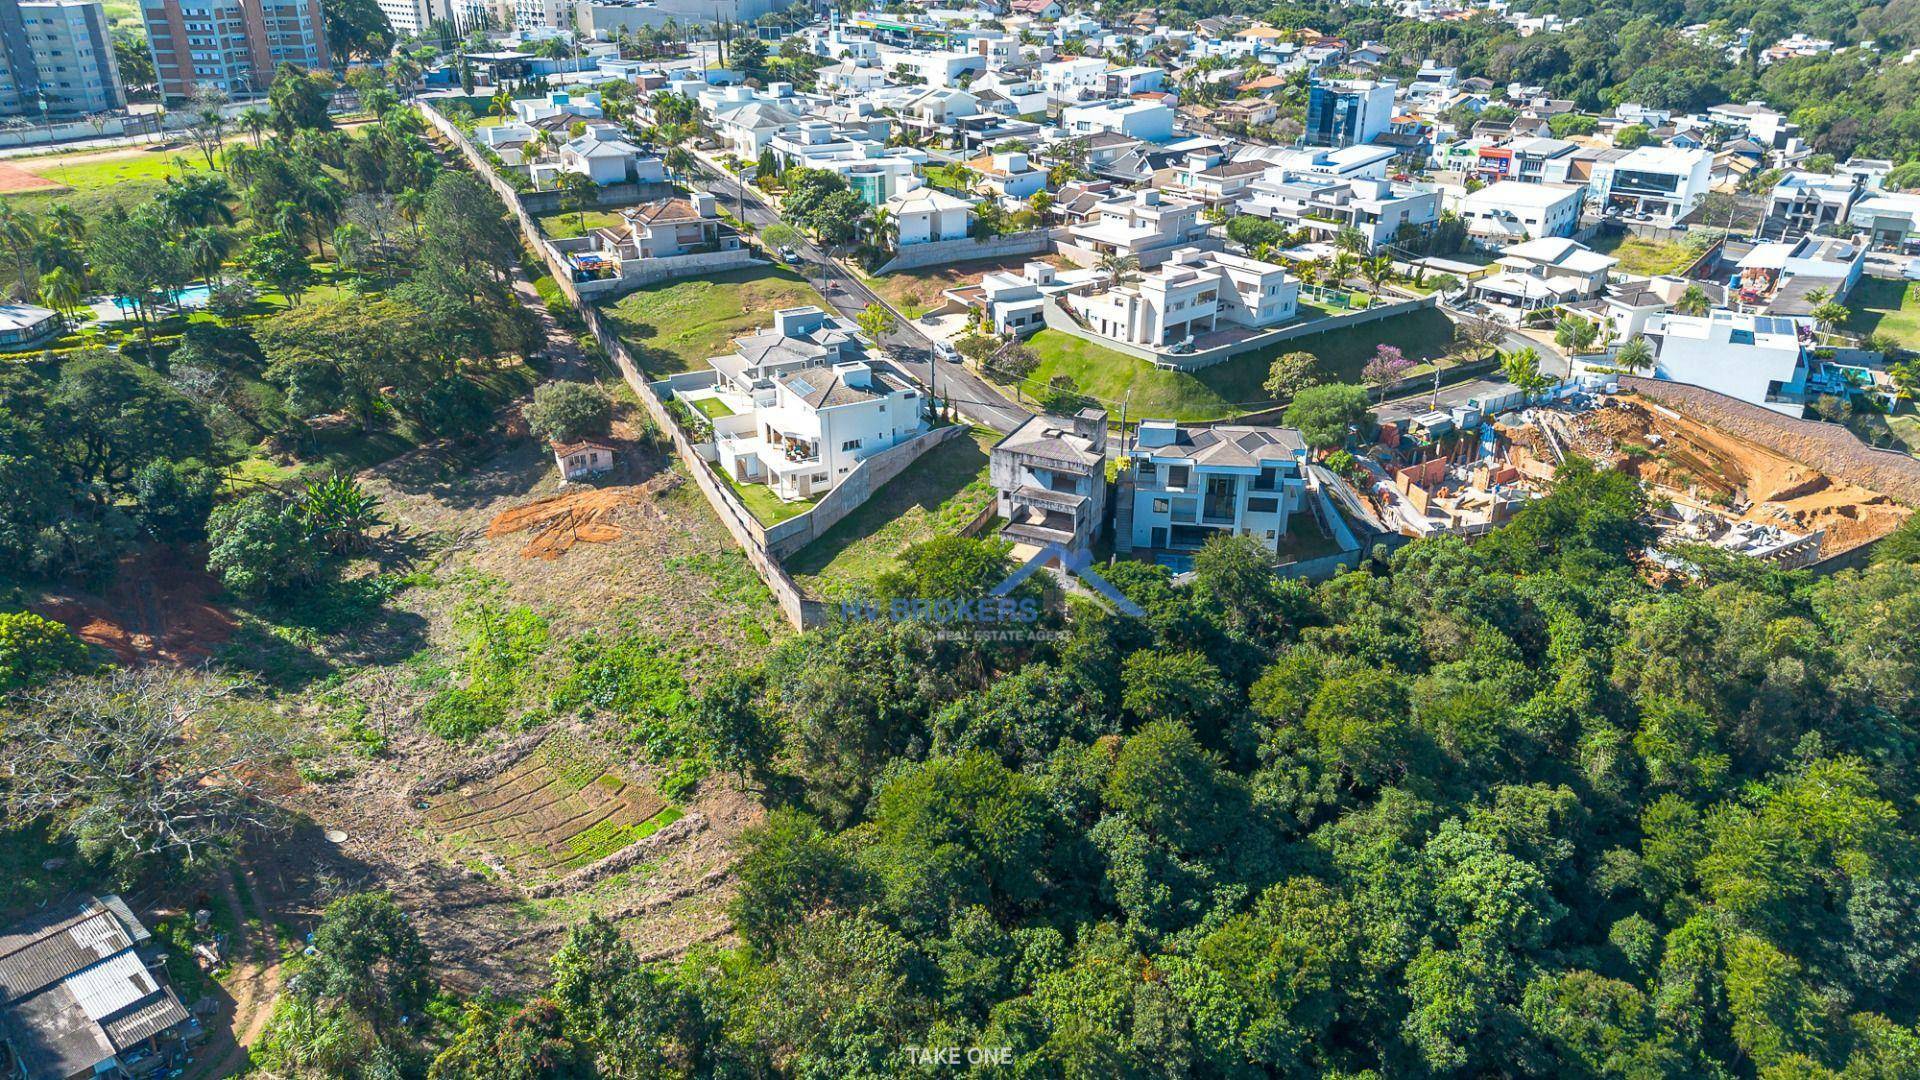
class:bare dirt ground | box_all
[31,547,236,664]
[1540,397,1912,553]
[0,160,65,193]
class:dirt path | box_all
[182,861,284,1080]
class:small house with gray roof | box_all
[991,409,1110,554]
[0,895,199,1080]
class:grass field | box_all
[786,427,1000,599]
[1590,232,1699,277]
[538,209,626,239]
[864,255,1062,319]
[719,466,818,525]
[600,266,829,376]
[2,146,215,219]
[1015,306,1458,422]
[1842,278,1920,349]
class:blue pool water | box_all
[110,283,214,312]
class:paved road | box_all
[687,152,1032,433]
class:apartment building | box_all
[141,0,329,102]
[1075,246,1297,349]
[1122,420,1310,554]
[0,0,124,117]
[991,409,1109,554]
[1302,76,1396,148]
[376,0,451,37]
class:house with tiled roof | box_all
[1119,420,1312,555]
[992,409,1110,554]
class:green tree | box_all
[1283,383,1372,449]
[295,892,433,1029]
[523,381,613,445]
[206,493,324,598]
[1262,350,1321,400]
[0,611,92,692]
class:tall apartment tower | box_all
[1302,77,1397,149]
[0,0,126,118]
[140,0,330,102]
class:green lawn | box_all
[1589,232,1699,277]
[691,396,735,418]
[4,147,215,219]
[1015,306,1458,423]
[600,266,831,376]
[1842,278,1920,350]
[786,428,1000,599]
[717,466,818,525]
[538,209,626,239]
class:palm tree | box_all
[1614,335,1654,374]
[0,203,38,301]
[490,87,513,123]
[1360,254,1393,293]
[46,204,85,244]
[868,205,898,252]
[395,188,427,237]
[1803,285,1831,308]
[185,225,232,288]
[235,106,269,148]
[1096,251,1140,285]
[1677,284,1710,316]
[37,265,83,329]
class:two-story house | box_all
[990,409,1110,554]
[1073,247,1297,348]
[711,360,927,501]
[1238,172,1441,251]
[1121,420,1311,553]
[1068,188,1206,265]
[704,306,865,405]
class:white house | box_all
[966,150,1047,200]
[0,303,60,346]
[1591,146,1712,225]
[711,360,927,501]
[545,132,661,185]
[1457,180,1584,243]
[1061,99,1175,142]
[1041,56,1110,102]
[1239,172,1441,251]
[1069,189,1206,263]
[885,185,977,245]
[1643,310,1817,416]
[513,90,603,124]
[1849,190,1920,252]
[553,438,617,480]
[1074,247,1297,348]
[1122,420,1311,554]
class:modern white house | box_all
[1238,172,1441,251]
[711,359,927,501]
[1073,247,1298,348]
[884,184,978,245]
[0,303,60,347]
[965,150,1048,200]
[1068,188,1207,264]
[1590,146,1712,225]
[1041,56,1110,102]
[542,132,662,185]
[704,306,866,402]
[990,409,1110,554]
[1122,420,1311,554]
[512,89,603,124]
[1457,180,1584,243]
[1849,190,1920,252]
[1642,310,1818,416]
[1061,99,1176,142]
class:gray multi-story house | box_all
[1119,420,1309,554]
[990,409,1109,555]
[0,1,125,119]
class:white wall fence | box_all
[1043,292,1440,371]
[875,229,1054,274]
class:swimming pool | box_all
[109,283,214,312]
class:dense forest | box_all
[386,464,1920,1077]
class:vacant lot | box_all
[1842,278,1920,349]
[786,427,1000,599]
[866,254,1066,319]
[1590,232,1699,277]
[600,266,829,376]
[537,208,625,239]
[1015,307,1458,423]
[1,143,217,219]
[426,732,681,879]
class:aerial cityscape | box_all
[2,0,1920,1075]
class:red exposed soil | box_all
[30,547,235,664]
[0,161,66,194]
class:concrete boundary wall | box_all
[875,230,1053,274]
[422,101,824,630]
[762,425,969,559]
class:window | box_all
[1167,465,1190,488]
[840,439,863,452]
[1248,496,1279,513]
[1152,498,1170,512]
[1137,459,1156,478]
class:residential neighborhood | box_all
[6,1,1920,1077]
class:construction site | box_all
[1364,380,1914,568]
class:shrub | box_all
[523,380,612,445]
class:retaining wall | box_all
[1043,292,1440,372]
[422,100,824,630]
[520,179,680,215]
[875,229,1053,274]
[762,425,969,560]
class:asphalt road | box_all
[688,152,1032,433]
